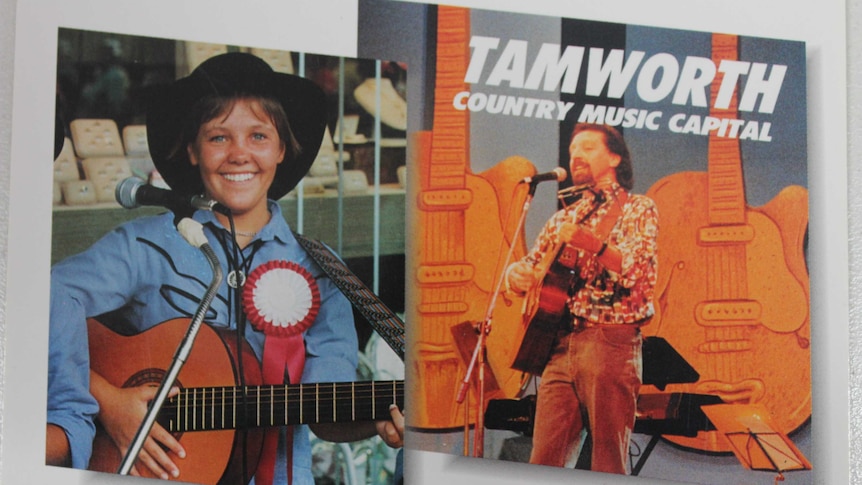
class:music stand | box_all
[641,336,700,389]
[701,403,811,484]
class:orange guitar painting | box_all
[408,5,536,429]
[643,33,811,453]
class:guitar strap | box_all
[567,189,628,300]
[591,188,628,243]
[292,231,406,360]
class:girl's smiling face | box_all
[187,97,285,222]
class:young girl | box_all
[47,52,403,485]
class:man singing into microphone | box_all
[46,52,403,484]
[506,123,658,475]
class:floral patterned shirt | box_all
[522,185,659,325]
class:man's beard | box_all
[570,162,595,186]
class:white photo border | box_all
[1,0,850,484]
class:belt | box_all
[564,316,641,334]
[569,316,596,333]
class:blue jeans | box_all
[529,325,642,474]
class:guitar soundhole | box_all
[123,367,178,389]
[122,368,185,442]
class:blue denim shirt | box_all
[47,201,358,484]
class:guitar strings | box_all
[160,381,404,430]
[163,381,405,406]
[223,211,259,484]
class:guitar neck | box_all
[427,6,471,189]
[159,380,403,433]
[707,34,746,225]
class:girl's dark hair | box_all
[572,123,634,190]
[169,95,302,166]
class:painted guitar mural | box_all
[87,318,404,484]
[643,33,810,453]
[410,5,536,428]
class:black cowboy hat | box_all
[146,52,326,200]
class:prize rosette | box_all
[242,260,320,337]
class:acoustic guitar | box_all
[87,318,403,484]
[512,241,582,375]
[643,34,810,453]
[511,190,611,375]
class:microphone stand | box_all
[455,180,541,457]
[118,218,224,475]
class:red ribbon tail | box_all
[255,334,306,485]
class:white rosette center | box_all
[253,268,314,328]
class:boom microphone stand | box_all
[118,218,223,475]
[455,178,544,457]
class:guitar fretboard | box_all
[159,380,403,433]
[428,6,471,189]
[707,34,745,225]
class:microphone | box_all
[115,177,229,215]
[520,167,567,185]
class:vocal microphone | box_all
[520,167,567,185]
[115,177,229,216]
